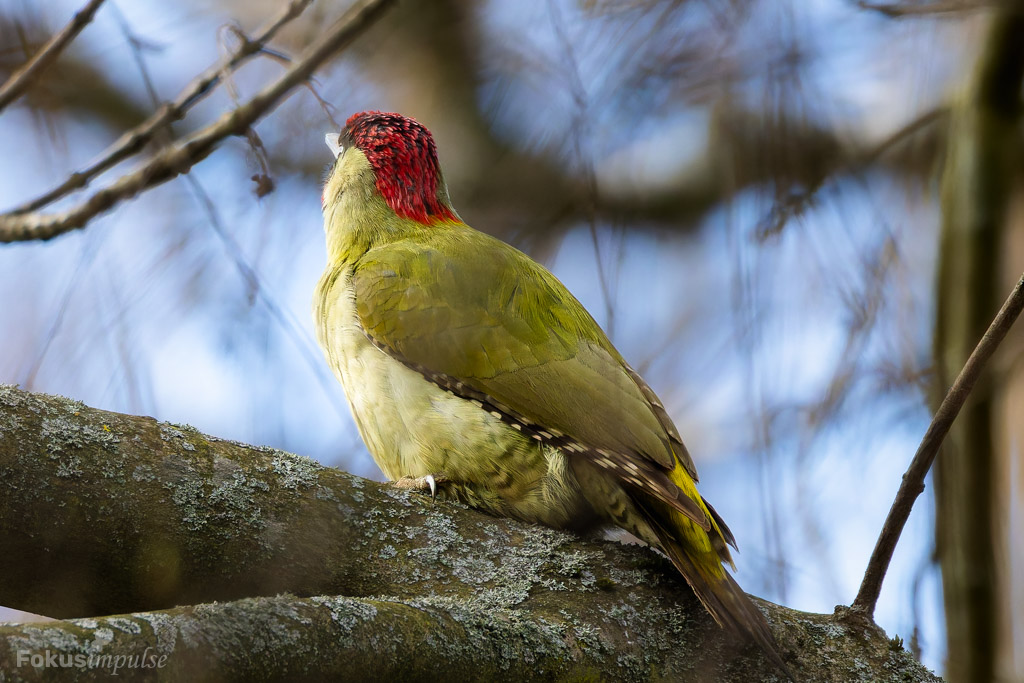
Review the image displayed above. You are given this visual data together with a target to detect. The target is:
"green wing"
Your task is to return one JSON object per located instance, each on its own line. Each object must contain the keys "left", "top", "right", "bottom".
{"left": 351, "top": 225, "right": 705, "bottom": 524}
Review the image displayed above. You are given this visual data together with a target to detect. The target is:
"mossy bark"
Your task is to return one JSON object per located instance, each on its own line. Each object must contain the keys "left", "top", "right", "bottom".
{"left": 0, "top": 385, "right": 939, "bottom": 681}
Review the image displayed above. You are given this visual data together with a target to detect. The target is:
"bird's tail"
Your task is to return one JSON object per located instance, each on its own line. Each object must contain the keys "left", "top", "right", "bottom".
{"left": 631, "top": 464, "right": 791, "bottom": 677}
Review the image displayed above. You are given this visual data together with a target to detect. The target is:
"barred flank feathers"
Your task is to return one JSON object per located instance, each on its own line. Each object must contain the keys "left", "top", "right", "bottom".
{"left": 364, "top": 329, "right": 713, "bottom": 531}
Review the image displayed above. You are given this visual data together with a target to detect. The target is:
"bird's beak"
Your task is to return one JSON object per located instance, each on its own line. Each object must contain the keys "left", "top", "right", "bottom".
{"left": 325, "top": 133, "right": 344, "bottom": 159}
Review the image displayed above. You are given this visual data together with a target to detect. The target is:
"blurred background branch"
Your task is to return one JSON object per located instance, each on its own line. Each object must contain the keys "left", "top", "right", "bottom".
{"left": 858, "top": 1, "right": 997, "bottom": 18}
{"left": 0, "top": 0, "right": 105, "bottom": 112}
{"left": 6, "top": 0, "right": 314, "bottom": 216}
{"left": 0, "top": 0, "right": 393, "bottom": 241}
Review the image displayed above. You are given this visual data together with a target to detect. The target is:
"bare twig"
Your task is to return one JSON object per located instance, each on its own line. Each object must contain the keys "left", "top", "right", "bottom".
{"left": 182, "top": 175, "right": 351, "bottom": 420}
{"left": 0, "top": 0, "right": 107, "bottom": 113}
{"left": 0, "top": 0, "right": 395, "bottom": 242}
{"left": 6, "top": 0, "right": 315, "bottom": 215}
{"left": 756, "top": 106, "right": 947, "bottom": 239}
{"left": 547, "top": 0, "right": 618, "bottom": 338}
{"left": 852, "top": 270, "right": 1024, "bottom": 616}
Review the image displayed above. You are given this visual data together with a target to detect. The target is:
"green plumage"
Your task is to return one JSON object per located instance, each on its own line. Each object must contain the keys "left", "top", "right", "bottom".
{"left": 315, "top": 114, "right": 788, "bottom": 674}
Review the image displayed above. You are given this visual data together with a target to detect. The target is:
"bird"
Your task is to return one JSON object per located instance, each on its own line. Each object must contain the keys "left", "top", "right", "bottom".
{"left": 314, "top": 110, "right": 788, "bottom": 672}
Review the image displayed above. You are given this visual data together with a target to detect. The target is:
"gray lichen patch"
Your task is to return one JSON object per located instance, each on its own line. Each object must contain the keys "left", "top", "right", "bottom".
{"left": 173, "top": 596, "right": 313, "bottom": 656}
{"left": 477, "top": 525, "right": 606, "bottom": 606}
{"left": 310, "top": 595, "right": 378, "bottom": 635}
{"left": 131, "top": 463, "right": 157, "bottom": 482}
{"left": 606, "top": 565, "right": 654, "bottom": 588}
{"left": 8, "top": 389, "right": 86, "bottom": 416}
{"left": 270, "top": 451, "right": 322, "bottom": 490}
{"left": 0, "top": 385, "right": 26, "bottom": 438}
{"left": 5, "top": 620, "right": 114, "bottom": 657}
{"left": 40, "top": 414, "right": 120, "bottom": 455}
{"left": 382, "top": 485, "right": 415, "bottom": 507}
{"left": 101, "top": 617, "right": 142, "bottom": 635}
{"left": 396, "top": 595, "right": 572, "bottom": 670}
{"left": 163, "top": 456, "right": 269, "bottom": 550}
{"left": 159, "top": 424, "right": 197, "bottom": 452}
{"left": 132, "top": 612, "right": 178, "bottom": 656}
{"left": 54, "top": 454, "right": 83, "bottom": 478}
{"left": 5, "top": 394, "right": 130, "bottom": 486}
{"left": 557, "top": 610, "right": 607, "bottom": 654}
{"left": 881, "top": 645, "right": 940, "bottom": 683}
{"left": 393, "top": 504, "right": 619, "bottom": 615}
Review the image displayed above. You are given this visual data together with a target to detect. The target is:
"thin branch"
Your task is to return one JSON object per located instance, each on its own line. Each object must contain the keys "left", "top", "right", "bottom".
{"left": 0, "top": 0, "right": 395, "bottom": 243}
{"left": 852, "top": 270, "right": 1024, "bottom": 615}
{"left": 5, "top": 0, "right": 315, "bottom": 216}
{"left": 0, "top": 0, "right": 107, "bottom": 113}
{"left": 858, "top": 1, "right": 996, "bottom": 17}
{"left": 756, "top": 106, "right": 947, "bottom": 239}
{"left": 546, "top": 0, "right": 618, "bottom": 338}
{"left": 182, "top": 175, "right": 351, "bottom": 421}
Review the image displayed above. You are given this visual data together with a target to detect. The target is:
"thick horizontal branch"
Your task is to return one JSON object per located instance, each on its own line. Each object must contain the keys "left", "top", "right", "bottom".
{"left": 0, "top": 0, "right": 394, "bottom": 243}
{"left": 0, "top": 385, "right": 940, "bottom": 681}
{"left": 0, "top": 591, "right": 934, "bottom": 683}
{"left": 0, "top": 0, "right": 106, "bottom": 113}
{"left": 5, "top": 594, "right": 652, "bottom": 682}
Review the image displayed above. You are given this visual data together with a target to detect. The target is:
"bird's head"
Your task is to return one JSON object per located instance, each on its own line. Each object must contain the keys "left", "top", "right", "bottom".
{"left": 322, "top": 111, "right": 457, "bottom": 224}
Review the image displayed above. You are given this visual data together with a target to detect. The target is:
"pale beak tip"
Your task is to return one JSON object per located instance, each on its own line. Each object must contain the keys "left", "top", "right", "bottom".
{"left": 325, "top": 133, "right": 343, "bottom": 158}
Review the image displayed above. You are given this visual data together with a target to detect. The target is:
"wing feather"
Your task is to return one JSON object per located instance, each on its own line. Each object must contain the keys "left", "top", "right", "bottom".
{"left": 351, "top": 227, "right": 706, "bottom": 526}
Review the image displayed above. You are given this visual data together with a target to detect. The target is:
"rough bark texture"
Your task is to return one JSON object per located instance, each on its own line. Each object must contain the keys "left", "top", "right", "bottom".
{"left": 0, "top": 385, "right": 939, "bottom": 681}
{"left": 933, "top": 6, "right": 1024, "bottom": 682}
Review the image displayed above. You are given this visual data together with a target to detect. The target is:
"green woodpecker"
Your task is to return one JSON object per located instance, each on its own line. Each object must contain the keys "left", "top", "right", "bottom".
{"left": 315, "top": 111, "right": 786, "bottom": 670}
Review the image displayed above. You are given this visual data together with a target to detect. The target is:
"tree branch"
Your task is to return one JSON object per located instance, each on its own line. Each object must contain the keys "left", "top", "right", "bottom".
{"left": 853, "top": 270, "right": 1024, "bottom": 615}
{"left": 858, "top": 0, "right": 996, "bottom": 17}
{"left": 0, "top": 385, "right": 940, "bottom": 681}
{"left": 0, "top": 595, "right": 932, "bottom": 682}
{"left": 5, "top": 0, "right": 315, "bottom": 216}
{"left": 0, "top": 0, "right": 107, "bottom": 113}
{"left": 0, "top": 0, "right": 394, "bottom": 243}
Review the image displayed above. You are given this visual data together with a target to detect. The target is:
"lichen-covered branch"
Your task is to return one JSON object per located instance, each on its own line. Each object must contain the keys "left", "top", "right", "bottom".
{"left": 0, "top": 386, "right": 939, "bottom": 681}
{"left": 0, "top": 596, "right": 932, "bottom": 683}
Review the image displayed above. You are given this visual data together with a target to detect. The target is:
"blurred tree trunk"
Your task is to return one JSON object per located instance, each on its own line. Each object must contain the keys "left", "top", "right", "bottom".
{"left": 934, "top": 6, "right": 1024, "bottom": 682}
{"left": 996, "top": 192, "right": 1024, "bottom": 682}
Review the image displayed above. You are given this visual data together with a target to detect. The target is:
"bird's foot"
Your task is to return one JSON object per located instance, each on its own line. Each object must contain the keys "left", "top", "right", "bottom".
{"left": 392, "top": 473, "right": 450, "bottom": 498}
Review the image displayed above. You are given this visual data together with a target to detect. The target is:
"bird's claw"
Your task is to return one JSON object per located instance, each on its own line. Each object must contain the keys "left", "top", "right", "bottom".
{"left": 392, "top": 473, "right": 449, "bottom": 498}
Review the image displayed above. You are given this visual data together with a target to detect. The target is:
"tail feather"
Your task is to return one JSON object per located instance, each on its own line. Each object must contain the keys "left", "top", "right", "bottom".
{"left": 702, "top": 495, "right": 738, "bottom": 551}
{"left": 634, "top": 494, "right": 792, "bottom": 678}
